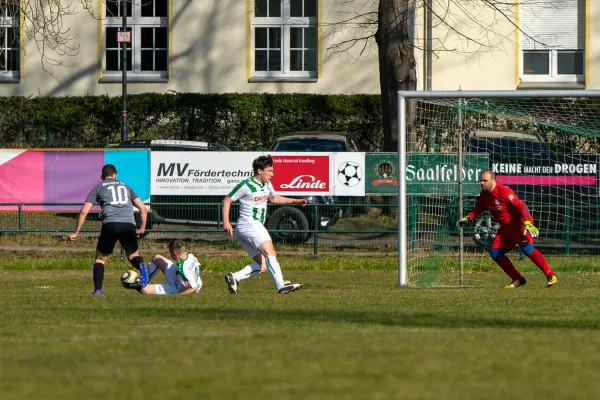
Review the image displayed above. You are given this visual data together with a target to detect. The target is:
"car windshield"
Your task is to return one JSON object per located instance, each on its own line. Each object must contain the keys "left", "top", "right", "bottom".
{"left": 272, "top": 139, "right": 347, "bottom": 152}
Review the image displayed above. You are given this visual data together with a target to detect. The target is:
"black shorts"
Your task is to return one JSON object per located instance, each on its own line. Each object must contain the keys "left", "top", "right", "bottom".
{"left": 97, "top": 222, "right": 138, "bottom": 256}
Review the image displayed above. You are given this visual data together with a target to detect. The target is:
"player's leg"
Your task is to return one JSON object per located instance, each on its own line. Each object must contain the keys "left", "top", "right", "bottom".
{"left": 489, "top": 229, "right": 526, "bottom": 288}
{"left": 256, "top": 228, "right": 302, "bottom": 294}
{"left": 224, "top": 224, "right": 264, "bottom": 294}
{"left": 257, "top": 240, "right": 286, "bottom": 290}
{"left": 234, "top": 226, "right": 266, "bottom": 280}
{"left": 92, "top": 252, "right": 109, "bottom": 295}
{"left": 118, "top": 222, "right": 149, "bottom": 286}
{"left": 149, "top": 255, "right": 170, "bottom": 279}
{"left": 125, "top": 258, "right": 179, "bottom": 294}
{"left": 141, "top": 283, "right": 182, "bottom": 295}
{"left": 141, "top": 259, "right": 180, "bottom": 295}
{"left": 93, "top": 224, "right": 119, "bottom": 294}
{"left": 232, "top": 253, "right": 264, "bottom": 282}
{"left": 519, "top": 233, "right": 557, "bottom": 287}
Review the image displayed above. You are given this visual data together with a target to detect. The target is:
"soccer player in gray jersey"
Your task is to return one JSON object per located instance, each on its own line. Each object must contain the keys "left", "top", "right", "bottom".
{"left": 222, "top": 155, "right": 305, "bottom": 295}
{"left": 68, "top": 164, "right": 150, "bottom": 295}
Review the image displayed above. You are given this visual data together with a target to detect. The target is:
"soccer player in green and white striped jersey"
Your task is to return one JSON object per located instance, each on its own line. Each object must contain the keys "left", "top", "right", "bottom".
{"left": 124, "top": 239, "right": 202, "bottom": 295}
{"left": 222, "top": 155, "right": 306, "bottom": 294}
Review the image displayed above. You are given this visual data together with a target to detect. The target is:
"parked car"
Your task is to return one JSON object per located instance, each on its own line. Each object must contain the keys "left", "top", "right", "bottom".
{"left": 116, "top": 139, "right": 232, "bottom": 152}
{"left": 118, "top": 139, "right": 338, "bottom": 244}
{"left": 269, "top": 131, "right": 359, "bottom": 152}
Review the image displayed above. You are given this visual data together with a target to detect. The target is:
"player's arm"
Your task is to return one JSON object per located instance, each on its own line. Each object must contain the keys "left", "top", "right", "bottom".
{"left": 501, "top": 187, "right": 539, "bottom": 237}
{"left": 458, "top": 198, "right": 485, "bottom": 226}
{"left": 68, "top": 201, "right": 94, "bottom": 241}
{"left": 466, "top": 198, "right": 485, "bottom": 220}
{"left": 269, "top": 195, "right": 307, "bottom": 206}
{"left": 132, "top": 197, "right": 148, "bottom": 237}
{"left": 222, "top": 196, "right": 234, "bottom": 236}
{"left": 178, "top": 287, "right": 198, "bottom": 295}
{"left": 501, "top": 188, "right": 531, "bottom": 222}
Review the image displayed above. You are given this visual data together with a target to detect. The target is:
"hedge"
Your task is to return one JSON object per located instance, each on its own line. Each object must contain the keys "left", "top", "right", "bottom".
{"left": 0, "top": 92, "right": 384, "bottom": 151}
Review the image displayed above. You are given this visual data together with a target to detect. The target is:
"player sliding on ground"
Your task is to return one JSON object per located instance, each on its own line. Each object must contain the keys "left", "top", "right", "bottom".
{"left": 123, "top": 239, "right": 202, "bottom": 295}
{"left": 222, "top": 155, "right": 304, "bottom": 295}
{"left": 458, "top": 170, "right": 558, "bottom": 288}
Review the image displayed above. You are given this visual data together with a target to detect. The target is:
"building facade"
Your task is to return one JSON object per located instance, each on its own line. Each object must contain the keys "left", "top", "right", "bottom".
{"left": 0, "top": 0, "right": 595, "bottom": 96}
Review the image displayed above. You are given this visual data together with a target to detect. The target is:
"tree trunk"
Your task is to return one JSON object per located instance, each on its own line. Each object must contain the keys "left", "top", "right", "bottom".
{"left": 376, "top": 0, "right": 417, "bottom": 152}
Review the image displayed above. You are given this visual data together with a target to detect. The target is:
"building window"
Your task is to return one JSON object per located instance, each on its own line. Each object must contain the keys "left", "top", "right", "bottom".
{"left": 520, "top": 0, "right": 584, "bottom": 83}
{"left": 0, "top": 0, "right": 20, "bottom": 81}
{"left": 251, "top": 0, "right": 318, "bottom": 81}
{"left": 102, "top": 0, "right": 168, "bottom": 82}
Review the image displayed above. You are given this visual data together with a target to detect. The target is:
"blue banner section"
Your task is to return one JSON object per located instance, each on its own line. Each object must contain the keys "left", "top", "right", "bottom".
{"left": 104, "top": 149, "right": 150, "bottom": 202}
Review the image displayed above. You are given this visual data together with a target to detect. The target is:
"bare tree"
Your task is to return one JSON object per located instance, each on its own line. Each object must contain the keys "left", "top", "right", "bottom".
{"left": 0, "top": 1, "right": 90, "bottom": 77}
{"left": 323, "top": 0, "right": 565, "bottom": 151}
{"left": 0, "top": 1, "right": 131, "bottom": 79}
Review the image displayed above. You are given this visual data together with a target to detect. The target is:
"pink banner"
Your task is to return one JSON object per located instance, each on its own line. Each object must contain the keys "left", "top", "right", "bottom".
{"left": 497, "top": 175, "right": 596, "bottom": 185}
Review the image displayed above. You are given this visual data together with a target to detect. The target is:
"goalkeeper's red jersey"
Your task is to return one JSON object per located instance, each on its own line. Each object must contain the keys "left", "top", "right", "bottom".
{"left": 466, "top": 183, "right": 532, "bottom": 227}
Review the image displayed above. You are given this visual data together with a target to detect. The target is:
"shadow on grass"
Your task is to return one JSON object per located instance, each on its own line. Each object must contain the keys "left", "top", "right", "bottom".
{"left": 69, "top": 305, "right": 600, "bottom": 331}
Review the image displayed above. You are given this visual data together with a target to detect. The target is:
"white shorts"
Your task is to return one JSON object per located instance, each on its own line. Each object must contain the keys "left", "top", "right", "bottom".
{"left": 154, "top": 260, "right": 201, "bottom": 295}
{"left": 234, "top": 221, "right": 272, "bottom": 258}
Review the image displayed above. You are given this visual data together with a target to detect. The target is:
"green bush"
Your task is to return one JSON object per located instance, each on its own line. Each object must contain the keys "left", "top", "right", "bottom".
{"left": 0, "top": 92, "right": 384, "bottom": 151}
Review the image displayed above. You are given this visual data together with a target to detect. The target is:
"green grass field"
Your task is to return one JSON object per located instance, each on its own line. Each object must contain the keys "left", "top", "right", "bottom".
{"left": 2, "top": 252, "right": 600, "bottom": 400}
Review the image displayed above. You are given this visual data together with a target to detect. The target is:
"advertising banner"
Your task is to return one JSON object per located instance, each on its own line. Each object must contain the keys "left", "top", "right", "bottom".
{"left": 271, "top": 154, "right": 333, "bottom": 195}
{"left": 151, "top": 152, "right": 334, "bottom": 196}
{"left": 365, "top": 153, "right": 489, "bottom": 195}
{"left": 0, "top": 149, "right": 150, "bottom": 210}
{"left": 365, "top": 153, "right": 398, "bottom": 194}
{"left": 489, "top": 153, "right": 600, "bottom": 200}
{"left": 333, "top": 152, "right": 366, "bottom": 196}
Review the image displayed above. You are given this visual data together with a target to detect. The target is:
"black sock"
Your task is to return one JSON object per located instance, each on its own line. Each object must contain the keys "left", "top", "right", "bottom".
{"left": 129, "top": 256, "right": 145, "bottom": 270}
{"left": 93, "top": 262, "right": 105, "bottom": 291}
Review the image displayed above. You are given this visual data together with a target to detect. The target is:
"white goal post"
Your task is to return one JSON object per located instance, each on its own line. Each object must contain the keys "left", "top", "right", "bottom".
{"left": 397, "top": 90, "right": 600, "bottom": 287}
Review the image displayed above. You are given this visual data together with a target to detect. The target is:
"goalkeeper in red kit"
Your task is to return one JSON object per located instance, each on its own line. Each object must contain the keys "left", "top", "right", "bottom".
{"left": 458, "top": 170, "right": 558, "bottom": 288}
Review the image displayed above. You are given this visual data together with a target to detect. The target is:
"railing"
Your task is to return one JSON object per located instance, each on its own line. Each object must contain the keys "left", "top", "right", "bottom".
{"left": 0, "top": 202, "right": 398, "bottom": 257}
{"left": 2, "top": 200, "right": 599, "bottom": 256}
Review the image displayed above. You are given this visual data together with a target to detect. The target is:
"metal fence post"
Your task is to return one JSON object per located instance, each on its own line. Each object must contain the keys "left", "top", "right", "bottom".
{"left": 565, "top": 199, "right": 571, "bottom": 255}
{"left": 313, "top": 204, "right": 319, "bottom": 258}
{"left": 410, "top": 197, "right": 417, "bottom": 251}
{"left": 44, "top": 117, "right": 51, "bottom": 147}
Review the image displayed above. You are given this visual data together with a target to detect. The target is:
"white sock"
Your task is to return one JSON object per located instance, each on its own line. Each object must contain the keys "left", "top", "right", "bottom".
{"left": 265, "top": 256, "right": 285, "bottom": 290}
{"left": 233, "top": 263, "right": 261, "bottom": 282}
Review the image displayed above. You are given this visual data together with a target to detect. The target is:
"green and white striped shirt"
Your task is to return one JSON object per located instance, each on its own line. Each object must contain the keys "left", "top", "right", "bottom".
{"left": 228, "top": 177, "right": 275, "bottom": 225}
{"left": 174, "top": 252, "right": 201, "bottom": 291}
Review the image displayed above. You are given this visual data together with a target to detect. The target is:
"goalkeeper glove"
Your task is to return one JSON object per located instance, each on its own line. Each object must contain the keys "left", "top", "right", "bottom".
{"left": 523, "top": 221, "right": 539, "bottom": 238}
{"left": 457, "top": 216, "right": 470, "bottom": 227}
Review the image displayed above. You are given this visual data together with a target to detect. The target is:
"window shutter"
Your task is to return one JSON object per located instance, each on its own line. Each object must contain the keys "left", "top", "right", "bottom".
{"left": 520, "top": 0, "right": 584, "bottom": 50}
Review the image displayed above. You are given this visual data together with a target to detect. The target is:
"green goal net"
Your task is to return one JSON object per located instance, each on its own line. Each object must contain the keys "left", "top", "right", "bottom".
{"left": 399, "top": 91, "right": 600, "bottom": 287}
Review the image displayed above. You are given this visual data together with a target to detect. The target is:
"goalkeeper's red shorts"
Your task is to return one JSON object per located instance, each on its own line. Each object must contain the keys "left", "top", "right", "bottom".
{"left": 491, "top": 224, "right": 533, "bottom": 250}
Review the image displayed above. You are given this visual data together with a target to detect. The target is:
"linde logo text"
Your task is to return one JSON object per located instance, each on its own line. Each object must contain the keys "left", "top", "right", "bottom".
{"left": 280, "top": 175, "right": 326, "bottom": 189}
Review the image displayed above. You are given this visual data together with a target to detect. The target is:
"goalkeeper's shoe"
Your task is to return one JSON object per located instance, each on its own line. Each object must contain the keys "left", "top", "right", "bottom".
{"left": 224, "top": 273, "right": 238, "bottom": 294}
{"left": 504, "top": 277, "right": 527, "bottom": 289}
{"left": 278, "top": 283, "right": 303, "bottom": 294}
{"left": 91, "top": 289, "right": 102, "bottom": 296}
{"left": 546, "top": 274, "right": 558, "bottom": 287}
